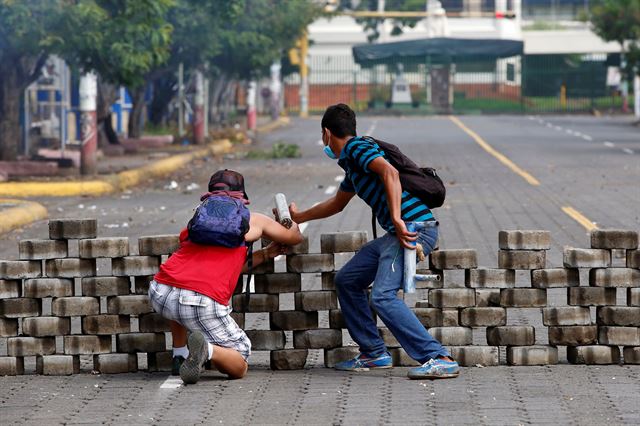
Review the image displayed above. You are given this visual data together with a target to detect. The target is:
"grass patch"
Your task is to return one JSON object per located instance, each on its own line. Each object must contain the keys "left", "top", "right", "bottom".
{"left": 246, "top": 143, "right": 301, "bottom": 159}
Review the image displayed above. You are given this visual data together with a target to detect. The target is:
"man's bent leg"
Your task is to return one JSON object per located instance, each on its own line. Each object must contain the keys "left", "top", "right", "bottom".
{"left": 170, "top": 321, "right": 187, "bottom": 347}
{"left": 211, "top": 346, "right": 248, "bottom": 379}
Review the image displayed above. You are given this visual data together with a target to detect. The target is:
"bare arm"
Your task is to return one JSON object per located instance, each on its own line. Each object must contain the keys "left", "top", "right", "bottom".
{"left": 289, "top": 190, "right": 355, "bottom": 224}
{"left": 244, "top": 212, "right": 303, "bottom": 246}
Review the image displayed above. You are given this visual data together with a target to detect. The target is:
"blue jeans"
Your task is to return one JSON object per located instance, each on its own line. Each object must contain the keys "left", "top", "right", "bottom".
{"left": 335, "top": 225, "right": 450, "bottom": 363}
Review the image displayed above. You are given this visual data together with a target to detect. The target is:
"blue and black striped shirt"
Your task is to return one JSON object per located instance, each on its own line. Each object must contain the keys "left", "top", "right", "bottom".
{"left": 338, "top": 136, "right": 434, "bottom": 233}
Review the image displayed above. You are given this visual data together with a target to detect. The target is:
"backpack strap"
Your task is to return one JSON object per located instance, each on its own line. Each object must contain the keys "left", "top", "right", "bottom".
{"left": 371, "top": 212, "right": 377, "bottom": 240}
{"left": 245, "top": 242, "right": 254, "bottom": 308}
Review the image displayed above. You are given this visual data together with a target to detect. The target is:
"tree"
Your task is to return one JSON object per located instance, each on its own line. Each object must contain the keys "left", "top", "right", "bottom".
{"left": 591, "top": 0, "right": 640, "bottom": 74}
{"left": 339, "top": 0, "right": 426, "bottom": 42}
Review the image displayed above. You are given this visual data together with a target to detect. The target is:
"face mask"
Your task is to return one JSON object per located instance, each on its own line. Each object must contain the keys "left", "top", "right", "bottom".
{"left": 323, "top": 145, "right": 337, "bottom": 160}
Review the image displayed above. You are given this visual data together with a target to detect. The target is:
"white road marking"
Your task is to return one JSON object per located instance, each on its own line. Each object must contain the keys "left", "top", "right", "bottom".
{"left": 367, "top": 121, "right": 377, "bottom": 135}
{"left": 623, "top": 148, "right": 634, "bottom": 154}
{"left": 565, "top": 129, "right": 574, "bottom": 135}
{"left": 317, "top": 139, "right": 323, "bottom": 146}
{"left": 324, "top": 185, "right": 337, "bottom": 195}
{"left": 582, "top": 135, "right": 593, "bottom": 141}
{"left": 604, "top": 141, "right": 615, "bottom": 148}
{"left": 334, "top": 175, "right": 343, "bottom": 182}
{"left": 554, "top": 126, "right": 563, "bottom": 131}
{"left": 160, "top": 377, "right": 182, "bottom": 390}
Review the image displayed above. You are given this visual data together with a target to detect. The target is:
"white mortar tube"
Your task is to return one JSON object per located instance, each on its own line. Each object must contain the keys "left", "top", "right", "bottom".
{"left": 274, "top": 193, "right": 292, "bottom": 229}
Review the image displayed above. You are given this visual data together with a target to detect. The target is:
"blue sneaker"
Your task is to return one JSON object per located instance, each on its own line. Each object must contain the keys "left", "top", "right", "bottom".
{"left": 334, "top": 352, "right": 393, "bottom": 371}
{"left": 407, "top": 358, "right": 460, "bottom": 380}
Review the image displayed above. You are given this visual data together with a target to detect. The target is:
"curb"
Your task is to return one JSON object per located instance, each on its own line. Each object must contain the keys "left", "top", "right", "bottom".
{"left": 256, "top": 116, "right": 291, "bottom": 133}
{"left": 0, "top": 199, "right": 48, "bottom": 235}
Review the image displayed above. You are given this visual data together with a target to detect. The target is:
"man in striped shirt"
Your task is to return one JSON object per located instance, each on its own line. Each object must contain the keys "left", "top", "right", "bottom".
{"left": 289, "top": 104, "right": 459, "bottom": 380}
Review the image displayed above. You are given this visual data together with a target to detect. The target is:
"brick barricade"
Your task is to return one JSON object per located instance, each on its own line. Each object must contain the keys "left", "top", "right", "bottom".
{"left": 1, "top": 220, "right": 639, "bottom": 375}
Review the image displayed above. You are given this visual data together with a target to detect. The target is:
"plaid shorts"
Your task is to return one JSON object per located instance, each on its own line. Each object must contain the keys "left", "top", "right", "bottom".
{"left": 149, "top": 280, "right": 251, "bottom": 360}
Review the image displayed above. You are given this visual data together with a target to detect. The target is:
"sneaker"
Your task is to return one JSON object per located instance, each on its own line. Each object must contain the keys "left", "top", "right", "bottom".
{"left": 171, "top": 355, "right": 185, "bottom": 376}
{"left": 334, "top": 352, "right": 393, "bottom": 371}
{"left": 180, "top": 331, "right": 209, "bottom": 384}
{"left": 407, "top": 358, "right": 460, "bottom": 380}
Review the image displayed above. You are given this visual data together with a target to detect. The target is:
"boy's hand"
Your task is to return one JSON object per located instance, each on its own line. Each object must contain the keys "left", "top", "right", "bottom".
{"left": 264, "top": 242, "right": 288, "bottom": 259}
{"left": 394, "top": 220, "right": 418, "bottom": 250}
{"left": 288, "top": 202, "right": 300, "bottom": 223}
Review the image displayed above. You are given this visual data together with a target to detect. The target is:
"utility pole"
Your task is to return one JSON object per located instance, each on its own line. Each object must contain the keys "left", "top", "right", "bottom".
{"left": 193, "top": 70, "right": 205, "bottom": 144}
{"left": 247, "top": 81, "right": 257, "bottom": 131}
{"left": 178, "top": 63, "right": 185, "bottom": 138}
{"left": 79, "top": 72, "right": 98, "bottom": 175}
{"left": 299, "top": 32, "right": 309, "bottom": 118}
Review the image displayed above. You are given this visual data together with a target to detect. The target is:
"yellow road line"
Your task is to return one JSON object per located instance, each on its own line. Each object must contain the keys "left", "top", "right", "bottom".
{"left": 0, "top": 199, "right": 48, "bottom": 234}
{"left": 561, "top": 206, "right": 598, "bottom": 232}
{"left": 449, "top": 115, "right": 540, "bottom": 186}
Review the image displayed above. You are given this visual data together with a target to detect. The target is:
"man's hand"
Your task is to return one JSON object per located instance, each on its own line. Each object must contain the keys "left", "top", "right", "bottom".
{"left": 264, "top": 242, "right": 289, "bottom": 259}
{"left": 394, "top": 220, "right": 418, "bottom": 250}
{"left": 288, "top": 202, "right": 301, "bottom": 223}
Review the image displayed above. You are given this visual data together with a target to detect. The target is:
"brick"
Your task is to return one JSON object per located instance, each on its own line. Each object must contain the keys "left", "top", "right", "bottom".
{"left": 563, "top": 248, "right": 611, "bottom": 268}
{"left": 412, "top": 308, "right": 444, "bottom": 328}
{"left": 324, "top": 346, "right": 360, "bottom": 368}
{"left": 8, "top": 337, "right": 56, "bottom": 356}
{"left": 24, "top": 278, "right": 73, "bottom": 298}
{"left": 548, "top": 326, "right": 598, "bottom": 345}
{"left": 0, "top": 279, "right": 20, "bottom": 298}
{"left": 52, "top": 297, "right": 99, "bottom": 316}
{"left": 0, "top": 260, "right": 41, "bottom": 279}
{"left": 139, "top": 313, "right": 171, "bottom": 332}
{"left": 568, "top": 345, "right": 620, "bottom": 365}
{"left": 568, "top": 287, "right": 616, "bottom": 306}
{"left": 290, "top": 235, "right": 310, "bottom": 255}
{"left": 428, "top": 289, "right": 475, "bottom": 308}
{"left": 117, "top": 332, "right": 166, "bottom": 353}
{"left": 500, "top": 289, "right": 547, "bottom": 307}
{"left": 270, "top": 349, "right": 308, "bottom": 370}
{"left": 36, "top": 355, "right": 79, "bottom": 375}
{"left": 79, "top": 237, "right": 130, "bottom": 258}
{"left": 465, "top": 268, "right": 515, "bottom": 288}
{"left": 379, "top": 327, "right": 400, "bottom": 347}
{"left": 19, "top": 239, "right": 68, "bottom": 260}
{"left": 449, "top": 346, "right": 500, "bottom": 367}
{"left": 254, "top": 273, "right": 301, "bottom": 294}
{"left": 475, "top": 289, "right": 501, "bottom": 307}
{"left": 49, "top": 218, "right": 97, "bottom": 239}
{"left": 499, "top": 230, "right": 551, "bottom": 250}
{"left": 429, "top": 327, "right": 473, "bottom": 346}
{"left": 0, "top": 357, "right": 24, "bottom": 375}
{"left": 231, "top": 294, "right": 279, "bottom": 313}
{"left": 0, "top": 318, "right": 18, "bottom": 336}
{"left": 107, "top": 295, "right": 153, "bottom": 315}
{"left": 623, "top": 347, "right": 640, "bottom": 364}
{"left": 498, "top": 250, "right": 545, "bottom": 270}
{"left": 597, "top": 307, "right": 640, "bottom": 326}
{"left": 230, "top": 312, "right": 245, "bottom": 329}
{"left": 430, "top": 249, "right": 477, "bottom": 270}
{"left": 82, "top": 276, "right": 131, "bottom": 296}
{"left": 442, "top": 309, "right": 460, "bottom": 326}
{"left": 0, "top": 298, "right": 41, "bottom": 318}
{"left": 629, "top": 288, "right": 640, "bottom": 306}
{"left": 138, "top": 234, "right": 179, "bottom": 256}
{"left": 589, "top": 268, "right": 640, "bottom": 287}
{"left": 531, "top": 268, "right": 580, "bottom": 288}
{"left": 63, "top": 335, "right": 111, "bottom": 355}
{"left": 507, "top": 346, "right": 558, "bottom": 366}
{"left": 628, "top": 250, "right": 640, "bottom": 268}
{"left": 591, "top": 229, "right": 638, "bottom": 249}
{"left": 270, "top": 311, "right": 318, "bottom": 330}
{"left": 486, "top": 326, "right": 535, "bottom": 346}
{"left": 252, "top": 259, "right": 274, "bottom": 274}
{"left": 147, "top": 351, "right": 171, "bottom": 372}
{"left": 22, "top": 317, "right": 70, "bottom": 336}
{"left": 293, "top": 329, "right": 342, "bottom": 349}
{"left": 82, "top": 315, "right": 130, "bottom": 335}
{"left": 389, "top": 347, "right": 420, "bottom": 366}
{"left": 329, "top": 309, "right": 345, "bottom": 329}
{"left": 460, "top": 307, "right": 507, "bottom": 327}
{"left": 94, "top": 353, "right": 138, "bottom": 373}
{"left": 321, "top": 272, "right": 336, "bottom": 290}
{"left": 286, "top": 254, "right": 334, "bottom": 273}
{"left": 320, "top": 231, "right": 368, "bottom": 253}
{"left": 598, "top": 326, "right": 640, "bottom": 346}
{"left": 245, "top": 330, "right": 285, "bottom": 350}
{"left": 294, "top": 291, "right": 338, "bottom": 311}
{"left": 45, "top": 258, "right": 96, "bottom": 278}
{"left": 134, "top": 275, "right": 153, "bottom": 295}
{"left": 543, "top": 307, "right": 591, "bottom": 326}
{"left": 112, "top": 256, "right": 159, "bottom": 276}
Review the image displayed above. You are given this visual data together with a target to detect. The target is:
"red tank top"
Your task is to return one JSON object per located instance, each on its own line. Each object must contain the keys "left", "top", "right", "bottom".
{"left": 154, "top": 229, "right": 247, "bottom": 305}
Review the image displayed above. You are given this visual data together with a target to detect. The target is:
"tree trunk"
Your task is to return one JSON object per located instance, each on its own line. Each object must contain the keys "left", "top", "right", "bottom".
{"left": 97, "top": 80, "right": 120, "bottom": 145}
{"left": 149, "top": 73, "right": 177, "bottom": 126}
{"left": 0, "top": 66, "right": 22, "bottom": 161}
{"left": 209, "top": 73, "right": 228, "bottom": 125}
{"left": 127, "top": 85, "right": 146, "bottom": 138}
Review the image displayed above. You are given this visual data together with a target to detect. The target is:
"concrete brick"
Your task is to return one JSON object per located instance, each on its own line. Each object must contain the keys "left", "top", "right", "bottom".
{"left": 270, "top": 349, "right": 308, "bottom": 370}
{"left": 82, "top": 276, "right": 131, "bottom": 296}
{"left": 628, "top": 250, "right": 640, "bottom": 268}
{"left": 45, "top": 258, "right": 96, "bottom": 278}
{"left": 0, "top": 279, "right": 21, "bottom": 298}
{"left": 321, "top": 272, "right": 336, "bottom": 290}
{"left": 506, "top": 346, "right": 558, "bottom": 366}
{"left": 107, "top": 295, "right": 153, "bottom": 315}
{"left": 63, "top": 335, "right": 111, "bottom": 355}
{"left": 449, "top": 346, "right": 500, "bottom": 367}
{"left": 412, "top": 308, "right": 444, "bottom": 328}
{"left": 486, "top": 326, "right": 535, "bottom": 346}
{"left": 430, "top": 249, "right": 477, "bottom": 270}
{"left": 36, "top": 355, "right": 79, "bottom": 375}
{"left": 286, "top": 254, "right": 334, "bottom": 273}
{"left": 429, "top": 327, "right": 473, "bottom": 346}
{"left": 320, "top": 231, "right": 368, "bottom": 253}
{"left": 324, "top": 346, "right": 360, "bottom": 368}
{"left": 94, "top": 353, "right": 138, "bottom": 373}
{"left": 531, "top": 268, "right": 580, "bottom": 288}
{"left": 442, "top": 309, "right": 460, "bottom": 326}
{"left": 230, "top": 312, "right": 245, "bottom": 329}
{"left": 112, "top": 256, "right": 160, "bottom": 276}
{"left": 623, "top": 346, "right": 640, "bottom": 364}
{"left": 499, "top": 230, "right": 551, "bottom": 250}
{"left": 139, "top": 313, "right": 171, "bottom": 332}
{"left": 379, "top": 327, "right": 400, "bottom": 347}
{"left": 329, "top": 309, "right": 345, "bottom": 329}
{"left": 19, "top": 239, "right": 68, "bottom": 260}
{"left": 231, "top": 294, "right": 279, "bottom": 313}
{"left": 293, "top": 329, "right": 342, "bottom": 349}
{"left": 389, "top": 347, "right": 420, "bottom": 366}
{"left": 475, "top": 289, "right": 501, "bottom": 307}
{"left": 0, "top": 298, "right": 41, "bottom": 318}
{"left": 498, "top": 250, "right": 546, "bottom": 270}
{"left": 294, "top": 291, "right": 338, "bottom": 311}
{"left": 254, "top": 273, "right": 301, "bottom": 294}
{"left": 0, "top": 357, "right": 24, "bottom": 375}
{"left": 568, "top": 345, "right": 620, "bottom": 365}
{"left": 460, "top": 307, "right": 507, "bottom": 327}
{"left": 49, "top": 218, "right": 97, "bottom": 239}
{"left": 245, "top": 330, "right": 285, "bottom": 350}
{"left": 597, "top": 307, "right": 640, "bottom": 326}
{"left": 82, "top": 315, "right": 130, "bottom": 335}
{"left": 598, "top": 326, "right": 640, "bottom": 346}
{"left": 24, "top": 278, "right": 73, "bottom": 298}
{"left": 290, "top": 235, "right": 310, "bottom": 255}
{"left": 543, "top": 307, "right": 592, "bottom": 326}
{"left": 589, "top": 268, "right": 640, "bottom": 287}
{"left": 147, "top": 351, "right": 172, "bottom": 372}
{"left": 500, "top": 288, "right": 547, "bottom": 307}
{"left": 138, "top": 234, "right": 179, "bottom": 256}
{"left": 22, "top": 317, "right": 70, "bottom": 336}
{"left": 52, "top": 297, "right": 99, "bottom": 316}
{"left": 428, "top": 289, "right": 475, "bottom": 308}
{"left": 465, "top": 268, "right": 515, "bottom": 288}
{"left": 548, "top": 326, "right": 598, "bottom": 346}
{"left": 0, "top": 260, "right": 41, "bottom": 279}
{"left": 79, "top": 237, "right": 130, "bottom": 258}
{"left": 270, "top": 311, "right": 318, "bottom": 330}
{"left": 0, "top": 318, "right": 18, "bottom": 336}
{"left": 133, "top": 276, "right": 153, "bottom": 295}
{"left": 591, "top": 229, "right": 638, "bottom": 249}
{"left": 563, "top": 248, "right": 611, "bottom": 268}
{"left": 629, "top": 288, "right": 640, "bottom": 306}
{"left": 568, "top": 287, "right": 616, "bottom": 306}
{"left": 252, "top": 259, "right": 274, "bottom": 274}
{"left": 8, "top": 337, "right": 56, "bottom": 356}
{"left": 117, "top": 332, "right": 166, "bottom": 353}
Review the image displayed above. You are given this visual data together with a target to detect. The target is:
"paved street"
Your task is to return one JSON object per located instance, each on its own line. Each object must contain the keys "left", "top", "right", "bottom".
{"left": 1, "top": 114, "right": 639, "bottom": 424}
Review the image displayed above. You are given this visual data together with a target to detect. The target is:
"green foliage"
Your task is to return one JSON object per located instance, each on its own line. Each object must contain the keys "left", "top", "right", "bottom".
{"left": 591, "top": 0, "right": 640, "bottom": 74}
{"left": 246, "top": 142, "right": 301, "bottom": 159}
{"left": 339, "top": 0, "right": 426, "bottom": 42}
